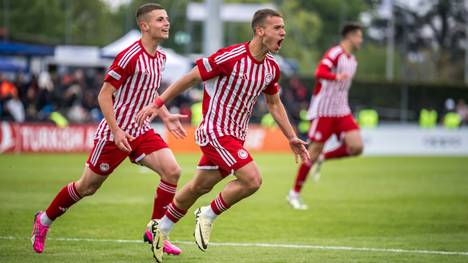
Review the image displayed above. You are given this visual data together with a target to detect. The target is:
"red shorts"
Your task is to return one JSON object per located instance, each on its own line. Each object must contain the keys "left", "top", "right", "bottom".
{"left": 308, "top": 114, "right": 359, "bottom": 143}
{"left": 197, "top": 136, "right": 253, "bottom": 177}
{"left": 86, "top": 129, "right": 168, "bottom": 176}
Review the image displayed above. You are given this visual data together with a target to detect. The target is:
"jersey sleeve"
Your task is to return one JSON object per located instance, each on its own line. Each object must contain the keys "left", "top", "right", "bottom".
{"left": 263, "top": 63, "right": 281, "bottom": 95}
{"left": 314, "top": 52, "right": 339, "bottom": 80}
{"left": 195, "top": 48, "right": 230, "bottom": 81}
{"left": 103, "top": 52, "right": 135, "bottom": 89}
{"left": 160, "top": 51, "right": 167, "bottom": 72}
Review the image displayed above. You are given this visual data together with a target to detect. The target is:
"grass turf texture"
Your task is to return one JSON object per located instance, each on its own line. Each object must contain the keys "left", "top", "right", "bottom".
{"left": 0, "top": 153, "right": 467, "bottom": 262}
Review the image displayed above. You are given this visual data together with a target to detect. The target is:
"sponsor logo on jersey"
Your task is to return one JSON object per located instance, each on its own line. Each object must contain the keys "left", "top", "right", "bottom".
{"left": 240, "top": 73, "right": 249, "bottom": 80}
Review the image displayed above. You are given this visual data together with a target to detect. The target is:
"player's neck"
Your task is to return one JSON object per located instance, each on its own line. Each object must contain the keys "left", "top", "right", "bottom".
{"left": 340, "top": 40, "right": 354, "bottom": 55}
{"left": 140, "top": 35, "right": 161, "bottom": 56}
{"left": 248, "top": 38, "right": 268, "bottom": 62}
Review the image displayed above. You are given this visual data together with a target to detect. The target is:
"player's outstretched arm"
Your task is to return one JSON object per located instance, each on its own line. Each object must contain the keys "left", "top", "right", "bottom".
{"left": 264, "top": 93, "right": 310, "bottom": 163}
{"left": 136, "top": 67, "right": 202, "bottom": 126}
{"left": 158, "top": 104, "right": 188, "bottom": 139}
{"left": 98, "top": 82, "right": 135, "bottom": 152}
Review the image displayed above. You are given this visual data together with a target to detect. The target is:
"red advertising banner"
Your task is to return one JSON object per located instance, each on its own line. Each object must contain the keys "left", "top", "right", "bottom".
{"left": 0, "top": 122, "right": 97, "bottom": 153}
{"left": 0, "top": 122, "right": 291, "bottom": 154}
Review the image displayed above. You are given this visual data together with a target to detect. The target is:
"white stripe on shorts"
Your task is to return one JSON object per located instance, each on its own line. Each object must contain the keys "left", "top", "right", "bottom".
{"left": 90, "top": 140, "right": 106, "bottom": 166}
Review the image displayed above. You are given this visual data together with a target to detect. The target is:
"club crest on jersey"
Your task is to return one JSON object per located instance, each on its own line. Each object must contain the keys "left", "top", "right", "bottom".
{"left": 314, "top": 132, "right": 322, "bottom": 141}
{"left": 237, "top": 149, "right": 248, "bottom": 160}
{"left": 100, "top": 163, "right": 110, "bottom": 172}
{"left": 265, "top": 73, "right": 273, "bottom": 85}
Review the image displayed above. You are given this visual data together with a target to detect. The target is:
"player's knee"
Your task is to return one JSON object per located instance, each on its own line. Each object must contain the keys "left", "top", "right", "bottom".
{"left": 349, "top": 144, "right": 363, "bottom": 156}
{"left": 244, "top": 173, "right": 262, "bottom": 194}
{"left": 76, "top": 182, "right": 100, "bottom": 197}
{"left": 160, "top": 165, "right": 181, "bottom": 184}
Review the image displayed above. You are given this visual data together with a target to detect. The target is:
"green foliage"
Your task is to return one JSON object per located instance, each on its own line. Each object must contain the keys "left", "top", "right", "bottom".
{"left": 1, "top": 154, "right": 468, "bottom": 262}
{"left": 354, "top": 43, "right": 401, "bottom": 81}
{"left": 279, "top": 0, "right": 322, "bottom": 74}
{"left": 1, "top": 0, "right": 121, "bottom": 45}
{"left": 297, "top": 0, "right": 368, "bottom": 51}
{"left": 3, "top": 0, "right": 65, "bottom": 43}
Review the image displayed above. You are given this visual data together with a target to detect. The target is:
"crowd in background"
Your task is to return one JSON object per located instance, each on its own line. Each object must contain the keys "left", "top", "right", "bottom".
{"left": 1, "top": 70, "right": 468, "bottom": 128}
{"left": 0, "top": 69, "right": 104, "bottom": 124}
{"left": 0, "top": 70, "right": 310, "bottom": 127}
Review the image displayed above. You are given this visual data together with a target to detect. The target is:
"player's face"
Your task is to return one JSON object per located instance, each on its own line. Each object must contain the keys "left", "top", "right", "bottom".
{"left": 141, "top": 9, "right": 170, "bottom": 40}
{"left": 259, "top": 16, "right": 286, "bottom": 53}
{"left": 349, "top": 30, "right": 363, "bottom": 50}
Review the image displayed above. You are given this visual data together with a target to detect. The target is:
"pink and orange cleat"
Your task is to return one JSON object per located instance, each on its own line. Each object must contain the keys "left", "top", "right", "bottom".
{"left": 144, "top": 227, "right": 182, "bottom": 256}
{"left": 31, "top": 211, "right": 49, "bottom": 253}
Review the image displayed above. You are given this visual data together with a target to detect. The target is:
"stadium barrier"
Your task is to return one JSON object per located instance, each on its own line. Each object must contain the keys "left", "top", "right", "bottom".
{"left": 1, "top": 122, "right": 467, "bottom": 155}
{"left": 0, "top": 122, "right": 290, "bottom": 154}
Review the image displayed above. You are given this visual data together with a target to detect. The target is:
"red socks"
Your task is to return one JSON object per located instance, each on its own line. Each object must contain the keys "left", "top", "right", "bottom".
{"left": 293, "top": 160, "right": 313, "bottom": 193}
{"left": 45, "top": 182, "right": 82, "bottom": 220}
{"left": 324, "top": 144, "right": 350, "bottom": 160}
{"left": 165, "top": 202, "right": 187, "bottom": 223}
{"left": 210, "top": 193, "right": 230, "bottom": 215}
{"left": 152, "top": 180, "right": 177, "bottom": 220}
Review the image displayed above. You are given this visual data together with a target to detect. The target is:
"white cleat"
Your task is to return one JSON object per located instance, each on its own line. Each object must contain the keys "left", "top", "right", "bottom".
{"left": 287, "top": 191, "right": 309, "bottom": 210}
{"left": 194, "top": 206, "right": 213, "bottom": 251}
{"left": 150, "top": 219, "right": 164, "bottom": 263}
{"left": 311, "top": 154, "right": 324, "bottom": 182}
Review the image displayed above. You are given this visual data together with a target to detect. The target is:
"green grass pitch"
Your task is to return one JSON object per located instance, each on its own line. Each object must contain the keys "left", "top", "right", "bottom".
{"left": 1, "top": 153, "right": 467, "bottom": 262}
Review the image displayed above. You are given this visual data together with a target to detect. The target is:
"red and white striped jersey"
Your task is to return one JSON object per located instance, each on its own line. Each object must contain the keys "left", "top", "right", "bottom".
{"left": 95, "top": 40, "right": 166, "bottom": 141}
{"left": 307, "top": 45, "right": 357, "bottom": 119}
{"left": 195, "top": 42, "right": 280, "bottom": 145}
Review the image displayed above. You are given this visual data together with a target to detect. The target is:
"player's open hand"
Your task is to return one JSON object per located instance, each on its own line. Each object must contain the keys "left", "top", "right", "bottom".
{"left": 163, "top": 113, "right": 189, "bottom": 139}
{"left": 113, "top": 128, "right": 135, "bottom": 152}
{"left": 336, "top": 73, "right": 349, "bottom": 81}
{"left": 288, "top": 137, "right": 310, "bottom": 163}
{"left": 136, "top": 104, "right": 159, "bottom": 127}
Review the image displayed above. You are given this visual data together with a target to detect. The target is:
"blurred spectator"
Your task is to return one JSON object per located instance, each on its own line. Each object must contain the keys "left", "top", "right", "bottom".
{"left": 443, "top": 98, "right": 461, "bottom": 129}
{"left": 36, "top": 71, "right": 55, "bottom": 120}
{"left": 1, "top": 74, "right": 25, "bottom": 122}
{"left": 456, "top": 99, "right": 468, "bottom": 125}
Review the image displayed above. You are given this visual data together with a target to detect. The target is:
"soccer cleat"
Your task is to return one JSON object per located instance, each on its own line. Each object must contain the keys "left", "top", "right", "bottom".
{"left": 287, "top": 191, "right": 309, "bottom": 210}
{"left": 150, "top": 220, "right": 164, "bottom": 262}
{"left": 162, "top": 240, "right": 182, "bottom": 255}
{"left": 194, "top": 207, "right": 213, "bottom": 251}
{"left": 311, "top": 154, "right": 324, "bottom": 182}
{"left": 31, "top": 211, "right": 49, "bottom": 253}
{"left": 143, "top": 225, "right": 182, "bottom": 256}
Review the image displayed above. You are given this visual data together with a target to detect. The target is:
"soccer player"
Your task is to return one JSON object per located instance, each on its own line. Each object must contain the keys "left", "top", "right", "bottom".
{"left": 287, "top": 22, "right": 364, "bottom": 210}
{"left": 136, "top": 9, "right": 310, "bottom": 262}
{"left": 31, "top": 3, "right": 185, "bottom": 256}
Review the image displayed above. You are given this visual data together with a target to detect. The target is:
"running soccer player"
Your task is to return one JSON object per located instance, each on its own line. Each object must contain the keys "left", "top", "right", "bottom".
{"left": 136, "top": 9, "right": 310, "bottom": 262}
{"left": 31, "top": 3, "right": 185, "bottom": 256}
{"left": 287, "top": 22, "right": 364, "bottom": 210}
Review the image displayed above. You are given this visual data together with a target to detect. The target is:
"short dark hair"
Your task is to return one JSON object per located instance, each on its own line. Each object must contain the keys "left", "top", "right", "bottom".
{"left": 341, "top": 22, "right": 362, "bottom": 38}
{"left": 136, "top": 3, "right": 164, "bottom": 22}
{"left": 251, "top": 9, "right": 282, "bottom": 33}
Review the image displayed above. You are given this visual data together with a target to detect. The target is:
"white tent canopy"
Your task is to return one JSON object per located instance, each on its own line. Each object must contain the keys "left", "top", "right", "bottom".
{"left": 101, "top": 30, "right": 192, "bottom": 84}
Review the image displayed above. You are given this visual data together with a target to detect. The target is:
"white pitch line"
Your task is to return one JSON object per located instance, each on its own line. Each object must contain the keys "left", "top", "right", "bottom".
{"left": 2, "top": 236, "right": 468, "bottom": 256}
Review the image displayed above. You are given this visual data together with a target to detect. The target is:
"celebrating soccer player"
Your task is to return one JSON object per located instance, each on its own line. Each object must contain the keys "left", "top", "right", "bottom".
{"left": 136, "top": 8, "right": 309, "bottom": 262}
{"left": 31, "top": 3, "right": 186, "bottom": 256}
{"left": 287, "top": 22, "right": 365, "bottom": 210}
